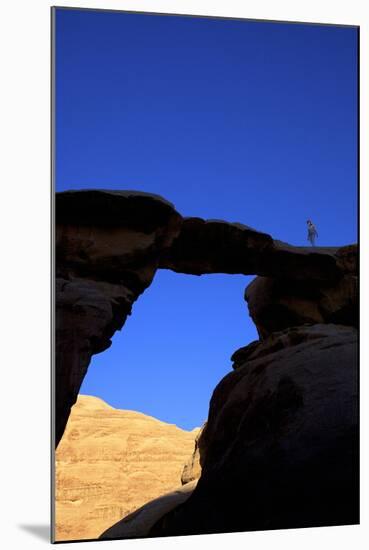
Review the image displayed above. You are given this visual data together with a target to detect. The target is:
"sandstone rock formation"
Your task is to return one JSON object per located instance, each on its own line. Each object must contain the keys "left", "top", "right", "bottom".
{"left": 160, "top": 222, "right": 342, "bottom": 282}
{"left": 181, "top": 423, "right": 206, "bottom": 485}
{"left": 55, "top": 395, "right": 200, "bottom": 541}
{"left": 245, "top": 272, "right": 358, "bottom": 339}
{"left": 148, "top": 324, "right": 359, "bottom": 536}
{"left": 55, "top": 189, "right": 357, "bottom": 446}
{"left": 55, "top": 190, "right": 182, "bottom": 447}
{"left": 54, "top": 189, "right": 358, "bottom": 540}
{"left": 99, "top": 480, "right": 198, "bottom": 540}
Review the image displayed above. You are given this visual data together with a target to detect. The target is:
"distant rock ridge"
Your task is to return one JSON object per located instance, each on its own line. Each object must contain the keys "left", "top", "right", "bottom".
{"left": 55, "top": 395, "right": 200, "bottom": 542}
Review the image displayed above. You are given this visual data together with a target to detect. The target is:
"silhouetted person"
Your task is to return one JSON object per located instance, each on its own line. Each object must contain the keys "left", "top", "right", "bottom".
{"left": 307, "top": 219, "right": 318, "bottom": 246}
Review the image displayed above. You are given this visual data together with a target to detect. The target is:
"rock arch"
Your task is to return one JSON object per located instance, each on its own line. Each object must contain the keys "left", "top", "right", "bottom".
{"left": 55, "top": 190, "right": 357, "bottom": 447}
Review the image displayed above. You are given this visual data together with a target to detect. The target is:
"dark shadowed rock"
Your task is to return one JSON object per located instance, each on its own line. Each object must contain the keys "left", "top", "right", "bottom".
{"left": 231, "top": 323, "right": 355, "bottom": 368}
{"left": 56, "top": 190, "right": 183, "bottom": 287}
{"left": 335, "top": 244, "right": 358, "bottom": 274}
{"left": 160, "top": 219, "right": 343, "bottom": 282}
{"left": 259, "top": 240, "right": 342, "bottom": 282}
{"left": 55, "top": 190, "right": 183, "bottom": 447}
{"left": 56, "top": 189, "right": 178, "bottom": 230}
{"left": 245, "top": 245, "right": 358, "bottom": 338}
{"left": 159, "top": 217, "right": 274, "bottom": 275}
{"left": 55, "top": 278, "right": 134, "bottom": 447}
{"left": 148, "top": 324, "right": 358, "bottom": 536}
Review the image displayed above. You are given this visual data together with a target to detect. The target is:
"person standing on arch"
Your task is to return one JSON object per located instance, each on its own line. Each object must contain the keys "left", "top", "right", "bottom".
{"left": 307, "top": 219, "right": 318, "bottom": 247}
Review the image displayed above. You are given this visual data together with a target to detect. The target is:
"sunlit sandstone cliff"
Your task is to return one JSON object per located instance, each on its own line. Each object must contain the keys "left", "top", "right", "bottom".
{"left": 55, "top": 395, "right": 200, "bottom": 541}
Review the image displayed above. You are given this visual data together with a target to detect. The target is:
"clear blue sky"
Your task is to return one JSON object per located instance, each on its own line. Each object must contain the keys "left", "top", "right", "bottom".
{"left": 55, "top": 8, "right": 358, "bottom": 429}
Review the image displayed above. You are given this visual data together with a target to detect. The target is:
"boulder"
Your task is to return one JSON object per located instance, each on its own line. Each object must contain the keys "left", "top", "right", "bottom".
{"left": 245, "top": 245, "right": 357, "bottom": 338}
{"left": 148, "top": 324, "right": 359, "bottom": 536}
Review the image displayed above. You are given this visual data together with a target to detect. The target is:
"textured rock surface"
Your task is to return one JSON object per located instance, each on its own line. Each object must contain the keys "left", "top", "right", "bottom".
{"left": 181, "top": 423, "right": 206, "bottom": 485}
{"left": 99, "top": 480, "right": 198, "bottom": 540}
{"left": 245, "top": 252, "right": 358, "bottom": 338}
{"left": 55, "top": 395, "right": 199, "bottom": 542}
{"left": 160, "top": 219, "right": 342, "bottom": 282}
{"left": 159, "top": 218, "right": 274, "bottom": 275}
{"left": 55, "top": 190, "right": 182, "bottom": 446}
{"left": 148, "top": 325, "right": 359, "bottom": 536}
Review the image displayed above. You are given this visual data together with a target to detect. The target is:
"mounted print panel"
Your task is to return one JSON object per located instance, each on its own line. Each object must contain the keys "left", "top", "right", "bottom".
{"left": 51, "top": 7, "right": 359, "bottom": 543}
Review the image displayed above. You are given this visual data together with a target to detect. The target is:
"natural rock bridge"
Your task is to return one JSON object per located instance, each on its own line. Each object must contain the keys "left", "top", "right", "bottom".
{"left": 55, "top": 189, "right": 358, "bottom": 536}
{"left": 55, "top": 189, "right": 357, "bottom": 449}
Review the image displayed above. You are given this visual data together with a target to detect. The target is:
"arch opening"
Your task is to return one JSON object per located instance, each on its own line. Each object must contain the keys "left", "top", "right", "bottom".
{"left": 80, "top": 270, "right": 257, "bottom": 430}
